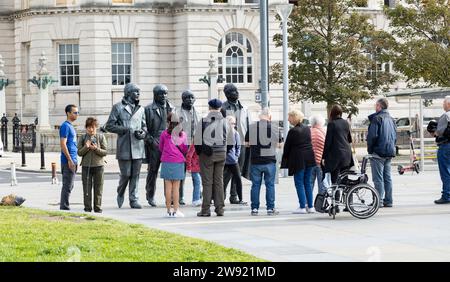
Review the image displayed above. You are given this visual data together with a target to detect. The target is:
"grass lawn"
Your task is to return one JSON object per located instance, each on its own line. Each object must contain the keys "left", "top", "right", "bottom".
{"left": 0, "top": 206, "right": 264, "bottom": 262}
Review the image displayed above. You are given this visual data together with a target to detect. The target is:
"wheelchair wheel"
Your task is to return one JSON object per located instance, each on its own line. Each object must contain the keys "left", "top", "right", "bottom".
{"left": 346, "top": 184, "right": 380, "bottom": 219}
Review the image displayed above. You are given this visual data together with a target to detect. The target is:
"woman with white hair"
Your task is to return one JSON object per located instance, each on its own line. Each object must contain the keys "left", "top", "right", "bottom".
{"left": 281, "top": 109, "right": 317, "bottom": 214}
{"left": 309, "top": 115, "right": 326, "bottom": 195}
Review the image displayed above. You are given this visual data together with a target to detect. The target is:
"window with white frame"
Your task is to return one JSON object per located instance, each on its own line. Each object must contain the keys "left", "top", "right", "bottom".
{"left": 58, "top": 43, "right": 80, "bottom": 87}
{"left": 364, "top": 50, "right": 391, "bottom": 80}
{"left": 112, "top": 42, "right": 132, "bottom": 86}
{"left": 218, "top": 32, "right": 253, "bottom": 84}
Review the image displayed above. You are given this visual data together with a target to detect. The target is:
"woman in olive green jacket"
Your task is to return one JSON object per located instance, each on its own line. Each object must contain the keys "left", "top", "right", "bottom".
{"left": 78, "top": 117, "right": 107, "bottom": 213}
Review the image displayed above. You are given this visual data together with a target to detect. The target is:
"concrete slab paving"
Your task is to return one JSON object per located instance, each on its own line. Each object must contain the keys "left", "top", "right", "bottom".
{"left": 1, "top": 164, "right": 450, "bottom": 262}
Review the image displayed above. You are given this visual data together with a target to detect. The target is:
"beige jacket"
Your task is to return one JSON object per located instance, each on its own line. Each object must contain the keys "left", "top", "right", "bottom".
{"left": 77, "top": 133, "right": 107, "bottom": 167}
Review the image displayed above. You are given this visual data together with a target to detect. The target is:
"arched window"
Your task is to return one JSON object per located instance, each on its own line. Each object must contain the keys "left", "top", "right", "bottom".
{"left": 218, "top": 32, "right": 253, "bottom": 84}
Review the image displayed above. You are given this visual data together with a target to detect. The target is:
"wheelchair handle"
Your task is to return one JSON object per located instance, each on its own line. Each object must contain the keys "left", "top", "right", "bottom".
{"left": 360, "top": 155, "right": 373, "bottom": 174}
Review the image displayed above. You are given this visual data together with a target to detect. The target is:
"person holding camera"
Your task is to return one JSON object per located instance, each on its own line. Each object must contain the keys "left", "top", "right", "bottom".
{"left": 78, "top": 117, "right": 107, "bottom": 213}
{"left": 105, "top": 83, "right": 147, "bottom": 209}
{"left": 428, "top": 96, "right": 450, "bottom": 204}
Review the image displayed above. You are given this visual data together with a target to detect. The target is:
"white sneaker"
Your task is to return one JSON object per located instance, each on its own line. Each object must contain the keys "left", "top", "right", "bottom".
{"left": 173, "top": 211, "right": 185, "bottom": 218}
{"left": 307, "top": 207, "right": 316, "bottom": 214}
{"left": 293, "top": 208, "right": 308, "bottom": 214}
{"left": 192, "top": 200, "right": 202, "bottom": 207}
{"left": 166, "top": 212, "right": 173, "bottom": 218}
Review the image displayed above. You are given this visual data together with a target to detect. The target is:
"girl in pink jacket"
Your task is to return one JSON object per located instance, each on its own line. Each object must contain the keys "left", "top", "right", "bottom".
{"left": 159, "top": 112, "right": 188, "bottom": 218}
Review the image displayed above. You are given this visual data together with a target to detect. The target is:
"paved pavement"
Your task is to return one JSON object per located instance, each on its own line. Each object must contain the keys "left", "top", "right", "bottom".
{"left": 1, "top": 163, "right": 449, "bottom": 262}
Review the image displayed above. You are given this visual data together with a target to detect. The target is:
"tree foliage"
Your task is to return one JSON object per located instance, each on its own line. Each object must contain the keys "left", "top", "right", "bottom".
{"left": 385, "top": 0, "right": 450, "bottom": 87}
{"left": 271, "top": 0, "right": 398, "bottom": 115}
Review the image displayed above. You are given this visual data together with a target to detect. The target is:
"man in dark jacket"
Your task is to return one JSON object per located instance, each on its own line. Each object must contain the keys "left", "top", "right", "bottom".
{"left": 367, "top": 98, "right": 397, "bottom": 207}
{"left": 144, "top": 84, "right": 175, "bottom": 207}
{"left": 105, "top": 83, "right": 147, "bottom": 209}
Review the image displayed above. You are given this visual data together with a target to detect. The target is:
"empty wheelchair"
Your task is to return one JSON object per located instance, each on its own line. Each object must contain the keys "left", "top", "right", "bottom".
{"left": 314, "top": 155, "right": 380, "bottom": 219}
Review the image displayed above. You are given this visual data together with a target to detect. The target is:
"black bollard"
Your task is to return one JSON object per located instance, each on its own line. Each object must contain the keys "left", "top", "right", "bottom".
{"left": 40, "top": 143, "right": 45, "bottom": 170}
{"left": 1, "top": 114, "right": 8, "bottom": 151}
{"left": 21, "top": 142, "right": 26, "bottom": 167}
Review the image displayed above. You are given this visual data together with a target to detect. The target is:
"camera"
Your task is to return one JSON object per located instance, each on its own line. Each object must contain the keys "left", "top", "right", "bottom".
{"left": 90, "top": 136, "right": 97, "bottom": 145}
{"left": 134, "top": 130, "right": 145, "bottom": 140}
{"left": 427, "top": 120, "right": 438, "bottom": 134}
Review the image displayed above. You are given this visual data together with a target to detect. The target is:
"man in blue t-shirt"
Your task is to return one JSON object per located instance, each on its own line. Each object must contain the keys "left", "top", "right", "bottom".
{"left": 59, "top": 104, "right": 79, "bottom": 210}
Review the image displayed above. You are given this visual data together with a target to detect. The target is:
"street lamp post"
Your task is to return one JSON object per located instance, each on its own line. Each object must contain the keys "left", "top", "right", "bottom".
{"left": 260, "top": 0, "right": 269, "bottom": 109}
{"left": 277, "top": 4, "right": 293, "bottom": 177}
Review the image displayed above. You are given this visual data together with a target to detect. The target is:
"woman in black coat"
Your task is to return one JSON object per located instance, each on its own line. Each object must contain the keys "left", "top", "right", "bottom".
{"left": 321, "top": 105, "right": 353, "bottom": 184}
{"left": 281, "top": 109, "right": 317, "bottom": 214}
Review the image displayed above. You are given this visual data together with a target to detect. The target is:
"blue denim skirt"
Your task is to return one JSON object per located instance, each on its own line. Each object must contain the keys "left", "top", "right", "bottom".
{"left": 160, "top": 162, "right": 185, "bottom": 180}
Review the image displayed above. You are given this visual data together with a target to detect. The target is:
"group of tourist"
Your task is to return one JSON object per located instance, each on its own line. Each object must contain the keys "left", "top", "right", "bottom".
{"left": 58, "top": 82, "right": 450, "bottom": 217}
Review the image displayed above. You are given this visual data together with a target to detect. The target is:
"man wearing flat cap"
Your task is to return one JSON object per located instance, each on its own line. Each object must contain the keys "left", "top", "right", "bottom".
{"left": 194, "top": 99, "right": 233, "bottom": 217}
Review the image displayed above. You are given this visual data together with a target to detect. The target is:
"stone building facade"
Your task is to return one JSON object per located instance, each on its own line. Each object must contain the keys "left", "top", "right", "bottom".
{"left": 0, "top": 0, "right": 445, "bottom": 130}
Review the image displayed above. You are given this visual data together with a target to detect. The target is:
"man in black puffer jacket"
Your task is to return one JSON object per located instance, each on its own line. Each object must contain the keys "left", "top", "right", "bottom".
{"left": 367, "top": 98, "right": 397, "bottom": 208}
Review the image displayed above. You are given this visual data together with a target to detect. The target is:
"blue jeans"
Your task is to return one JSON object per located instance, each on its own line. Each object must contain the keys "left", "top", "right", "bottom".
{"left": 311, "top": 165, "right": 326, "bottom": 195}
{"left": 250, "top": 163, "right": 276, "bottom": 210}
{"left": 191, "top": 172, "right": 202, "bottom": 202}
{"left": 370, "top": 156, "right": 393, "bottom": 205}
{"left": 294, "top": 167, "right": 313, "bottom": 209}
{"left": 437, "top": 143, "right": 450, "bottom": 200}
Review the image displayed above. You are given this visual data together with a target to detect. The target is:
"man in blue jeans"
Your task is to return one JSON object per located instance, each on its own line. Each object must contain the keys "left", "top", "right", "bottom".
{"left": 434, "top": 97, "right": 450, "bottom": 204}
{"left": 59, "top": 104, "right": 79, "bottom": 210}
{"left": 245, "top": 108, "right": 282, "bottom": 216}
{"left": 367, "top": 98, "right": 397, "bottom": 207}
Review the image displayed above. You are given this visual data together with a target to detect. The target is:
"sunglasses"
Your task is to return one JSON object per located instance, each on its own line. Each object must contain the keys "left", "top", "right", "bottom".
{"left": 72, "top": 111, "right": 80, "bottom": 115}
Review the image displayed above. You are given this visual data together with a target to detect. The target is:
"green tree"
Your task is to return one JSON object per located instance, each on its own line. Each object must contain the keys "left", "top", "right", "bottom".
{"left": 271, "top": 0, "right": 397, "bottom": 115}
{"left": 385, "top": 0, "right": 449, "bottom": 87}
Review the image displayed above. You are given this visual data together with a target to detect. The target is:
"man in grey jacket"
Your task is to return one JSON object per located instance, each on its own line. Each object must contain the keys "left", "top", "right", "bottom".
{"left": 194, "top": 99, "right": 233, "bottom": 217}
{"left": 105, "top": 83, "right": 147, "bottom": 209}
{"left": 176, "top": 90, "right": 200, "bottom": 205}
{"left": 144, "top": 84, "right": 175, "bottom": 207}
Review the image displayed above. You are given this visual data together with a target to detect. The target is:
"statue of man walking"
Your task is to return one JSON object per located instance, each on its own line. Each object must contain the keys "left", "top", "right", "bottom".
{"left": 105, "top": 83, "right": 147, "bottom": 209}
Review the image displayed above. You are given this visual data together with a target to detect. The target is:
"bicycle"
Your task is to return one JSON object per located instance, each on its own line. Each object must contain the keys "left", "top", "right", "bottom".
{"left": 314, "top": 155, "right": 380, "bottom": 219}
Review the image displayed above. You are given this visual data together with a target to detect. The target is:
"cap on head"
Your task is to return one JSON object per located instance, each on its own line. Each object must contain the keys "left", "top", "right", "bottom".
{"left": 208, "top": 98, "right": 223, "bottom": 110}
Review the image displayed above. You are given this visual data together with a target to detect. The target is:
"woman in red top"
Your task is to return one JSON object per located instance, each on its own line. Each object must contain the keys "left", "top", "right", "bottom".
{"left": 309, "top": 115, "right": 326, "bottom": 195}
{"left": 186, "top": 143, "right": 202, "bottom": 206}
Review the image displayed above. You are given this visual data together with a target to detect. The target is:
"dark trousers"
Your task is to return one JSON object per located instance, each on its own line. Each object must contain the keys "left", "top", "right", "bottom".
{"left": 145, "top": 158, "right": 161, "bottom": 202}
{"left": 117, "top": 159, "right": 142, "bottom": 204}
{"left": 229, "top": 145, "right": 246, "bottom": 200}
{"left": 224, "top": 163, "right": 243, "bottom": 201}
{"left": 60, "top": 163, "right": 77, "bottom": 210}
{"left": 199, "top": 151, "right": 226, "bottom": 214}
{"left": 82, "top": 166, "right": 104, "bottom": 212}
